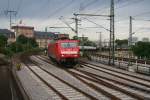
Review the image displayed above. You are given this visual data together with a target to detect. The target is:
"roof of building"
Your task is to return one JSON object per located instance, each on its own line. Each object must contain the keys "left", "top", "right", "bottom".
{"left": 0, "top": 28, "right": 62, "bottom": 39}
{"left": 11, "top": 25, "right": 34, "bottom": 29}
{"left": 34, "top": 31, "right": 55, "bottom": 39}
{"left": 0, "top": 29, "right": 15, "bottom": 38}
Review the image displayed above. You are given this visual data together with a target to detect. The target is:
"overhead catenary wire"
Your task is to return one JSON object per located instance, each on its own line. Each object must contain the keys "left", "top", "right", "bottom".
{"left": 79, "top": 0, "right": 98, "bottom": 11}
{"left": 31, "top": 0, "right": 52, "bottom": 19}
{"left": 99, "top": 0, "right": 145, "bottom": 23}
{"left": 1, "top": 0, "right": 149, "bottom": 35}
{"left": 3, "top": 0, "right": 23, "bottom": 25}
{"left": 79, "top": 0, "right": 87, "bottom": 12}
{"left": 39, "top": 0, "right": 75, "bottom": 27}
{"left": 133, "top": 11, "right": 150, "bottom": 17}
{"left": 133, "top": 27, "right": 149, "bottom": 33}
{"left": 47, "top": 0, "right": 74, "bottom": 18}
{"left": 133, "top": 19, "right": 150, "bottom": 22}
{"left": 91, "top": 0, "right": 130, "bottom": 15}
{"left": 81, "top": 17, "right": 110, "bottom": 32}
{"left": 81, "top": 0, "right": 138, "bottom": 24}
{"left": 114, "top": 0, "right": 146, "bottom": 23}
{"left": 7, "top": 0, "right": 10, "bottom": 10}
{"left": 115, "top": 0, "right": 145, "bottom": 10}
{"left": 45, "top": 16, "right": 75, "bottom": 31}
{"left": 92, "top": 0, "right": 145, "bottom": 24}
{"left": 114, "top": 0, "right": 146, "bottom": 24}
{"left": 16, "top": 0, "right": 23, "bottom": 16}
{"left": 128, "top": 15, "right": 150, "bottom": 35}
{"left": 13, "top": 0, "right": 23, "bottom": 23}
{"left": 89, "top": 0, "right": 117, "bottom": 14}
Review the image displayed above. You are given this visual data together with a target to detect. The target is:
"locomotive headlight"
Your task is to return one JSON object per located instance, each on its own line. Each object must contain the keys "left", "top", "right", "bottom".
{"left": 61, "top": 54, "right": 64, "bottom": 57}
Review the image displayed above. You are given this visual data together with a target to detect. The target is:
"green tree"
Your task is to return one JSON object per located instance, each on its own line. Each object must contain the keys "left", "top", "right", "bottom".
{"left": 16, "top": 35, "right": 38, "bottom": 49}
{"left": 0, "top": 34, "right": 39, "bottom": 57}
{"left": 16, "top": 35, "right": 28, "bottom": 44}
{"left": 28, "top": 38, "right": 38, "bottom": 48}
{"left": 72, "top": 36, "right": 78, "bottom": 40}
{"left": 3, "top": 47, "right": 13, "bottom": 57}
{"left": 131, "top": 41, "right": 150, "bottom": 59}
{"left": 73, "top": 35, "right": 96, "bottom": 46}
{"left": 84, "top": 40, "right": 96, "bottom": 46}
{"left": 6, "top": 35, "right": 38, "bottom": 54}
{"left": 0, "top": 35, "right": 7, "bottom": 48}
{"left": 7, "top": 42, "right": 24, "bottom": 53}
{"left": 115, "top": 39, "right": 128, "bottom": 49}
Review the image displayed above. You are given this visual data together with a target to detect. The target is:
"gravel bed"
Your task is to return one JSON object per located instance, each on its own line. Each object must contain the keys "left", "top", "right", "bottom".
{"left": 17, "top": 63, "right": 55, "bottom": 100}
{"left": 70, "top": 69, "right": 135, "bottom": 100}
{"left": 30, "top": 56, "right": 110, "bottom": 100}
{"left": 29, "top": 65, "right": 89, "bottom": 100}
{"left": 85, "top": 60, "right": 150, "bottom": 81}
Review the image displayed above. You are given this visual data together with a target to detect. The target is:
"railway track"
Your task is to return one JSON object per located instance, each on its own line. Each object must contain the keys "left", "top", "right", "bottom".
{"left": 22, "top": 63, "right": 63, "bottom": 100}
{"left": 35, "top": 55, "right": 150, "bottom": 100}
{"left": 82, "top": 61, "right": 150, "bottom": 81}
{"left": 81, "top": 61, "right": 150, "bottom": 85}
{"left": 77, "top": 62, "right": 150, "bottom": 99}
{"left": 28, "top": 56, "right": 112, "bottom": 100}
{"left": 80, "top": 64, "right": 150, "bottom": 88}
{"left": 36, "top": 56, "right": 125, "bottom": 100}
{"left": 24, "top": 61, "right": 93, "bottom": 100}
{"left": 67, "top": 69, "right": 136, "bottom": 100}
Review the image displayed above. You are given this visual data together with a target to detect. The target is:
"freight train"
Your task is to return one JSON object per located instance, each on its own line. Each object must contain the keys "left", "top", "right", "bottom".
{"left": 47, "top": 34, "right": 80, "bottom": 65}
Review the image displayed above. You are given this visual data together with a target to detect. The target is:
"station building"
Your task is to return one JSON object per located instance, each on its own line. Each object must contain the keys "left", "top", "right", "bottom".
{"left": 0, "top": 29, "right": 15, "bottom": 44}
{"left": 34, "top": 31, "right": 55, "bottom": 48}
{"left": 11, "top": 26, "right": 34, "bottom": 38}
{"left": 0, "top": 25, "right": 54, "bottom": 48}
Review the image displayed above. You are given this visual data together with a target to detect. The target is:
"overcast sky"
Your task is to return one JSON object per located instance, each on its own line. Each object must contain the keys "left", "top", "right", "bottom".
{"left": 0, "top": 0, "right": 150, "bottom": 41}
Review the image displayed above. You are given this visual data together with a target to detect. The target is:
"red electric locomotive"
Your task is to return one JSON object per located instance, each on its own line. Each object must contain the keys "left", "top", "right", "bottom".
{"left": 48, "top": 34, "right": 80, "bottom": 65}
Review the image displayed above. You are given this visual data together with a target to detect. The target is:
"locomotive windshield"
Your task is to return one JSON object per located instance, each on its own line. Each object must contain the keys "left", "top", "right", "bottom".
{"left": 61, "top": 42, "right": 77, "bottom": 48}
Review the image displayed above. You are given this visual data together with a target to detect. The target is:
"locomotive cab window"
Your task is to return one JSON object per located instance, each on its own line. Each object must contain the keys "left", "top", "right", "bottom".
{"left": 61, "top": 42, "right": 77, "bottom": 48}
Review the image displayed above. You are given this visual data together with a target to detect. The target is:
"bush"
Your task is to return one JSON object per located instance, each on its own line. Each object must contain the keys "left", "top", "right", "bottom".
{"left": 8, "top": 42, "right": 24, "bottom": 53}
{"left": 16, "top": 35, "right": 38, "bottom": 48}
{"left": 3, "top": 48, "right": 13, "bottom": 57}
{"left": 0, "top": 35, "right": 7, "bottom": 48}
{"left": 131, "top": 41, "right": 150, "bottom": 59}
{"left": 1, "top": 34, "right": 40, "bottom": 58}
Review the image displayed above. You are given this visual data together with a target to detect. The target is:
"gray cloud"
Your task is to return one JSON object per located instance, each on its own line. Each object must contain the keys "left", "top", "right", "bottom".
{"left": 0, "top": 0, "right": 150, "bottom": 40}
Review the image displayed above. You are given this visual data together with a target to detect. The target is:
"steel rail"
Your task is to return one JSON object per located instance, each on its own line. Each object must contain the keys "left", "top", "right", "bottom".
{"left": 24, "top": 62, "right": 68, "bottom": 100}
{"left": 74, "top": 69, "right": 147, "bottom": 100}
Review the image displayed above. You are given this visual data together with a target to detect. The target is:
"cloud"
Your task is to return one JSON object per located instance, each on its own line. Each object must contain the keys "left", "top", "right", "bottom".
{"left": 0, "top": 0, "right": 150, "bottom": 40}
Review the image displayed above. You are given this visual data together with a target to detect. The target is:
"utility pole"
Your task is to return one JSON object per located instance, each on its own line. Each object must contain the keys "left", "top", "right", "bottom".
{"left": 5, "top": 10, "right": 17, "bottom": 29}
{"left": 128, "top": 16, "right": 133, "bottom": 46}
{"left": 74, "top": 1, "right": 115, "bottom": 65}
{"left": 128, "top": 16, "right": 133, "bottom": 65}
{"left": 59, "top": 16, "right": 77, "bottom": 34}
{"left": 45, "top": 27, "right": 48, "bottom": 50}
{"left": 73, "top": 13, "right": 110, "bottom": 40}
{"left": 82, "top": 34, "right": 84, "bottom": 56}
{"left": 96, "top": 32, "right": 102, "bottom": 53}
{"left": 109, "top": 0, "right": 115, "bottom": 65}
{"left": 45, "top": 27, "right": 48, "bottom": 32}
{"left": 74, "top": 14, "right": 79, "bottom": 38}
{"left": 99, "top": 32, "right": 102, "bottom": 54}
